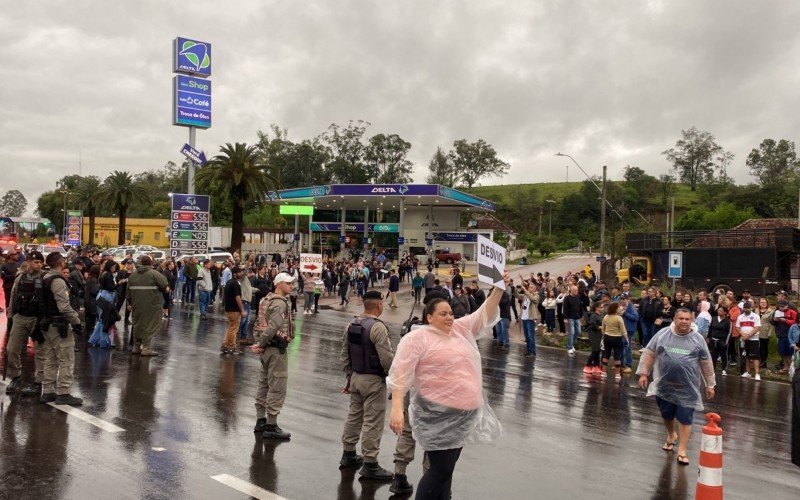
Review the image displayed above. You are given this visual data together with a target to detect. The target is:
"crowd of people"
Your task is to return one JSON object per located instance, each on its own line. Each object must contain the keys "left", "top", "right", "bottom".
{"left": 2, "top": 244, "right": 799, "bottom": 494}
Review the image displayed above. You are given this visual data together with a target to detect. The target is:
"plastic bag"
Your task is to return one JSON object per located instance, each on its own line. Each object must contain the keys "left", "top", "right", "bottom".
{"left": 636, "top": 324, "right": 713, "bottom": 411}
{"left": 388, "top": 301, "right": 503, "bottom": 450}
{"left": 790, "top": 352, "right": 800, "bottom": 380}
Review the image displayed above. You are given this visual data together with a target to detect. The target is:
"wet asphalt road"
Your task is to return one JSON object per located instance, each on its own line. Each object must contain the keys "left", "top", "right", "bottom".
{"left": 0, "top": 256, "right": 797, "bottom": 500}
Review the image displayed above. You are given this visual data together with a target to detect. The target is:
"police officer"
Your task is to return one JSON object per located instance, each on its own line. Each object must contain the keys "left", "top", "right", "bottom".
{"left": 39, "top": 252, "right": 83, "bottom": 406}
{"left": 4, "top": 250, "right": 46, "bottom": 396}
{"left": 127, "top": 255, "right": 169, "bottom": 356}
{"left": 339, "top": 290, "right": 395, "bottom": 480}
{"left": 251, "top": 272, "right": 296, "bottom": 440}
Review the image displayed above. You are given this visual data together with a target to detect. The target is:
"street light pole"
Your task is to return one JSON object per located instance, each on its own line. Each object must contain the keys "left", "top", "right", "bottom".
{"left": 546, "top": 199, "right": 555, "bottom": 235}
{"left": 600, "top": 165, "right": 607, "bottom": 259}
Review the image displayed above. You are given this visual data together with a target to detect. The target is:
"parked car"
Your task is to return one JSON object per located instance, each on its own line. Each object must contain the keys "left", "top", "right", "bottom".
{"left": 434, "top": 249, "right": 462, "bottom": 264}
{"left": 36, "top": 244, "right": 68, "bottom": 259}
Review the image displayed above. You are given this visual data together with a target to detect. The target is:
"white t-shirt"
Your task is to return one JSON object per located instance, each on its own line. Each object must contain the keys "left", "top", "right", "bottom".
{"left": 735, "top": 312, "right": 761, "bottom": 340}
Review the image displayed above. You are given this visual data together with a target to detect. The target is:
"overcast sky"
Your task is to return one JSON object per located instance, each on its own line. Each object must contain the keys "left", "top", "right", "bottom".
{"left": 2, "top": 1, "right": 799, "bottom": 214}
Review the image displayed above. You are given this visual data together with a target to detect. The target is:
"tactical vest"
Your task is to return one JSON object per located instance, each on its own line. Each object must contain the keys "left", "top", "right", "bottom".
{"left": 40, "top": 275, "right": 68, "bottom": 320}
{"left": 257, "top": 294, "right": 294, "bottom": 344}
{"left": 347, "top": 317, "right": 385, "bottom": 376}
{"left": 12, "top": 271, "right": 45, "bottom": 317}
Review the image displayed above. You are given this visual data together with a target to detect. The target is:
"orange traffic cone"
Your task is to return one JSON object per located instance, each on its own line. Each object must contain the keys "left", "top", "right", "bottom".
{"left": 696, "top": 412, "right": 724, "bottom": 500}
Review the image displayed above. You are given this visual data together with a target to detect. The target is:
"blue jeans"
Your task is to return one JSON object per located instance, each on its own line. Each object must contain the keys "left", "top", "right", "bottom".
{"left": 623, "top": 331, "right": 634, "bottom": 367}
{"left": 498, "top": 318, "right": 510, "bottom": 347}
{"left": 566, "top": 318, "right": 581, "bottom": 350}
{"left": 642, "top": 322, "right": 656, "bottom": 348}
{"left": 522, "top": 319, "right": 536, "bottom": 354}
{"left": 238, "top": 301, "right": 251, "bottom": 339}
{"left": 545, "top": 309, "right": 556, "bottom": 332}
{"left": 199, "top": 290, "right": 210, "bottom": 316}
{"left": 185, "top": 279, "right": 196, "bottom": 303}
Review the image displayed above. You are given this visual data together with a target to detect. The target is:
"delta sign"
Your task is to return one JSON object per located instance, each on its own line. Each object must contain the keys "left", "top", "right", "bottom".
{"left": 173, "top": 37, "right": 211, "bottom": 77}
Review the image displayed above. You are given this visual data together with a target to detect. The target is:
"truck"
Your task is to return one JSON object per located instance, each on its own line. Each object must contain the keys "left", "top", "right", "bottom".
{"left": 434, "top": 249, "right": 462, "bottom": 264}
{"left": 617, "top": 227, "right": 800, "bottom": 296}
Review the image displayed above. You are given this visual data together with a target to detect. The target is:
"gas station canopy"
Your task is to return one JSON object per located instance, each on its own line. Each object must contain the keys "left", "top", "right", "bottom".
{"left": 266, "top": 184, "right": 497, "bottom": 212}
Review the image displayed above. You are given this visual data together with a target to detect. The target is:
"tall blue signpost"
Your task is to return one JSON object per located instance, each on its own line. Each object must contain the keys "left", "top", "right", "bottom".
{"left": 172, "top": 37, "right": 212, "bottom": 194}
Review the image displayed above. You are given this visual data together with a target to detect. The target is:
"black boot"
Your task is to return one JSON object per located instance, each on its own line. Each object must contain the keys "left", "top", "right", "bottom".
{"left": 39, "top": 393, "right": 56, "bottom": 403}
{"left": 253, "top": 418, "right": 267, "bottom": 433}
{"left": 389, "top": 473, "right": 414, "bottom": 494}
{"left": 358, "top": 462, "right": 393, "bottom": 480}
{"left": 262, "top": 424, "right": 291, "bottom": 440}
{"left": 54, "top": 394, "right": 83, "bottom": 406}
{"left": 339, "top": 451, "right": 364, "bottom": 468}
{"left": 5, "top": 376, "right": 22, "bottom": 394}
{"left": 21, "top": 382, "right": 42, "bottom": 397}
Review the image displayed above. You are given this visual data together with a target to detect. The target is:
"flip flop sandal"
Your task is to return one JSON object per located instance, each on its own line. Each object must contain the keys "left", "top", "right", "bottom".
{"left": 676, "top": 455, "right": 690, "bottom": 466}
{"left": 662, "top": 442, "right": 675, "bottom": 452}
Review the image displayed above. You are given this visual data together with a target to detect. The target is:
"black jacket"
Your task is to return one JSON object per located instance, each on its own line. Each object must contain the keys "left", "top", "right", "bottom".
{"left": 563, "top": 294, "right": 584, "bottom": 320}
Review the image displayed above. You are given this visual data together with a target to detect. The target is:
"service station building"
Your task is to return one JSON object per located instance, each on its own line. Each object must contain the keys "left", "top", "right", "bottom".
{"left": 267, "top": 184, "right": 498, "bottom": 259}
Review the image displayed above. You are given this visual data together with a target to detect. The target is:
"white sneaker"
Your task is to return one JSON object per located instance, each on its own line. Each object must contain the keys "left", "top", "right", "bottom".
{"left": 568, "top": 348, "right": 575, "bottom": 356}
{"left": 721, "top": 370, "right": 727, "bottom": 376}
{"left": 754, "top": 374, "right": 761, "bottom": 381}
{"left": 741, "top": 372, "right": 752, "bottom": 379}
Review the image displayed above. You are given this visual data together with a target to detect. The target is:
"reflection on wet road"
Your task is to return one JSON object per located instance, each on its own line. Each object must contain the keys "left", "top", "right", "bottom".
{"left": 0, "top": 296, "right": 797, "bottom": 499}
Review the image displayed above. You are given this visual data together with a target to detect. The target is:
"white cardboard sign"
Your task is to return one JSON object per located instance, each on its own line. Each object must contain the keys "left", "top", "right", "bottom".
{"left": 299, "top": 253, "right": 323, "bottom": 274}
{"left": 476, "top": 235, "right": 505, "bottom": 289}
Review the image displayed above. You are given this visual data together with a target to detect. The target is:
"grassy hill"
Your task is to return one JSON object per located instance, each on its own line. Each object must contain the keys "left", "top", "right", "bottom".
{"left": 470, "top": 181, "right": 704, "bottom": 211}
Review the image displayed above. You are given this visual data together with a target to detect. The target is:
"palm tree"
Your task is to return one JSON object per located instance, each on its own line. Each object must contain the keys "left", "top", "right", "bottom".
{"left": 97, "top": 171, "right": 148, "bottom": 245}
{"left": 197, "top": 143, "right": 279, "bottom": 253}
{"left": 71, "top": 176, "right": 101, "bottom": 246}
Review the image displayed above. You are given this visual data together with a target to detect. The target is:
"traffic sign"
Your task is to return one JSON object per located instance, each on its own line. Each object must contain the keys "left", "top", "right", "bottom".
{"left": 299, "top": 253, "right": 323, "bottom": 274}
{"left": 476, "top": 235, "right": 506, "bottom": 290}
{"left": 180, "top": 143, "right": 207, "bottom": 164}
{"left": 596, "top": 255, "right": 607, "bottom": 263}
{"left": 293, "top": 233, "right": 300, "bottom": 242}
{"left": 668, "top": 251, "right": 683, "bottom": 278}
{"left": 339, "top": 235, "right": 346, "bottom": 244}
{"left": 397, "top": 237, "right": 405, "bottom": 245}
{"left": 425, "top": 238, "right": 433, "bottom": 247}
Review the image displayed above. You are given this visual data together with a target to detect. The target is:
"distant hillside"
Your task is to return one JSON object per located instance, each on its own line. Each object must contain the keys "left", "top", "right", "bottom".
{"left": 470, "top": 181, "right": 704, "bottom": 211}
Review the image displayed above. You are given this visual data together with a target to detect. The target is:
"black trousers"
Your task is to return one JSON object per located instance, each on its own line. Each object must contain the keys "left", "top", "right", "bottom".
{"left": 416, "top": 448, "right": 462, "bottom": 500}
{"left": 759, "top": 338, "right": 770, "bottom": 364}
{"left": 710, "top": 339, "right": 728, "bottom": 370}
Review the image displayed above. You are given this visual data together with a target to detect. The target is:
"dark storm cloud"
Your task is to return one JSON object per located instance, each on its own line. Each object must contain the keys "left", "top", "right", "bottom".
{"left": 2, "top": 1, "right": 799, "bottom": 213}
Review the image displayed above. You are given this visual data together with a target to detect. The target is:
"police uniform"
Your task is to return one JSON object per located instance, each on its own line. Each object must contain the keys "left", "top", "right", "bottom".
{"left": 4, "top": 254, "right": 46, "bottom": 396}
{"left": 253, "top": 289, "right": 294, "bottom": 439}
{"left": 339, "top": 290, "right": 394, "bottom": 480}
{"left": 40, "top": 254, "right": 83, "bottom": 406}
{"left": 127, "top": 260, "right": 169, "bottom": 355}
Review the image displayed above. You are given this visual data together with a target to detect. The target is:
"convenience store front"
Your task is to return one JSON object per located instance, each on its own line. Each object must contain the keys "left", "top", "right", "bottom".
{"left": 267, "top": 184, "right": 497, "bottom": 259}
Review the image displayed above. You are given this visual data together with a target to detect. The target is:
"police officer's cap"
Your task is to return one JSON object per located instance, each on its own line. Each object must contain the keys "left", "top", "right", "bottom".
{"left": 363, "top": 291, "right": 383, "bottom": 301}
{"left": 73, "top": 258, "right": 84, "bottom": 266}
{"left": 29, "top": 251, "right": 45, "bottom": 262}
{"left": 45, "top": 252, "right": 64, "bottom": 267}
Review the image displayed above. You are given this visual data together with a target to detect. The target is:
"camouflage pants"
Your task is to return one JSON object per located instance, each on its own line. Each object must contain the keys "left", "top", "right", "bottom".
{"left": 255, "top": 347, "right": 288, "bottom": 423}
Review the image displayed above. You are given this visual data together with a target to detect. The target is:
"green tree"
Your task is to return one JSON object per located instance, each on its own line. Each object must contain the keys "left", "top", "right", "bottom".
{"left": 425, "top": 147, "right": 458, "bottom": 186}
{"left": 289, "top": 140, "right": 332, "bottom": 187}
{"left": 658, "top": 174, "right": 676, "bottom": 209}
{"left": 321, "top": 120, "right": 371, "bottom": 183}
{"left": 448, "top": 139, "right": 509, "bottom": 190}
{"left": 71, "top": 176, "right": 101, "bottom": 245}
{"left": 97, "top": 171, "right": 149, "bottom": 245}
{"left": 196, "top": 143, "right": 279, "bottom": 253}
{"left": 674, "top": 202, "right": 754, "bottom": 231}
{"left": 0, "top": 189, "right": 28, "bottom": 217}
{"left": 365, "top": 133, "right": 413, "bottom": 183}
{"left": 662, "top": 127, "right": 728, "bottom": 191}
{"left": 504, "top": 186, "right": 540, "bottom": 233}
{"left": 746, "top": 138, "right": 799, "bottom": 186}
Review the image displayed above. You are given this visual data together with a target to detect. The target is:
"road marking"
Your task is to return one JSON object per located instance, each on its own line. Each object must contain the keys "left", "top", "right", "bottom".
{"left": 46, "top": 402, "right": 126, "bottom": 433}
{"left": 152, "top": 447, "right": 166, "bottom": 452}
{"left": 211, "top": 474, "right": 288, "bottom": 500}
{"left": 0, "top": 379, "right": 124, "bottom": 433}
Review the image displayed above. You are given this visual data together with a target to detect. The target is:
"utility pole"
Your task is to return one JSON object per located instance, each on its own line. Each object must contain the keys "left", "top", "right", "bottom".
{"left": 538, "top": 206, "right": 543, "bottom": 237}
{"left": 670, "top": 195, "right": 675, "bottom": 248}
{"left": 600, "top": 165, "right": 607, "bottom": 260}
{"left": 566, "top": 165, "right": 569, "bottom": 183}
{"left": 546, "top": 199, "right": 555, "bottom": 235}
